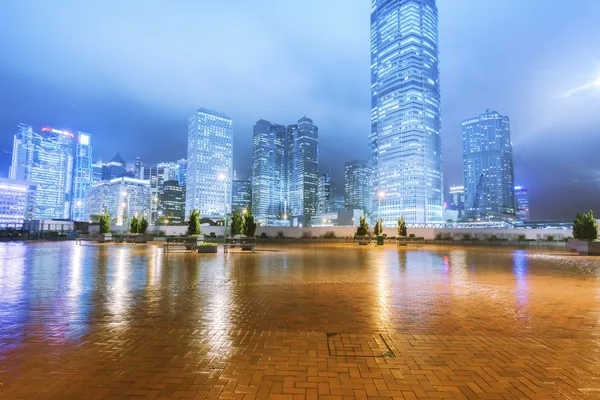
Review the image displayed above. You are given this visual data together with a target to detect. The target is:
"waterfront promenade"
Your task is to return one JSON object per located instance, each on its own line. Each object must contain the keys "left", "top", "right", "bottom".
{"left": 0, "top": 242, "right": 599, "bottom": 399}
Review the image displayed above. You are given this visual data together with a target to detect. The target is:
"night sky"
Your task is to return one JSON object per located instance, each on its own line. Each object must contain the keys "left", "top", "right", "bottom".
{"left": 1, "top": 0, "right": 599, "bottom": 220}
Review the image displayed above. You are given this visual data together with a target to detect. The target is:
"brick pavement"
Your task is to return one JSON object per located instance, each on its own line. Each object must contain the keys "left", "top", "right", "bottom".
{"left": 0, "top": 242, "right": 600, "bottom": 399}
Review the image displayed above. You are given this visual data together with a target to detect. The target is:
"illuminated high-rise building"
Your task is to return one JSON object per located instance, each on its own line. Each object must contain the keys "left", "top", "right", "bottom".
{"left": 85, "top": 177, "right": 151, "bottom": 226}
{"left": 251, "top": 119, "right": 287, "bottom": 224}
{"left": 287, "top": 117, "right": 318, "bottom": 225}
{"left": 317, "top": 173, "right": 332, "bottom": 216}
{"left": 344, "top": 159, "right": 371, "bottom": 213}
{"left": 10, "top": 124, "right": 75, "bottom": 219}
{"left": 370, "top": 0, "right": 443, "bottom": 225}
{"left": 157, "top": 180, "right": 185, "bottom": 225}
{"left": 71, "top": 132, "right": 93, "bottom": 221}
{"left": 448, "top": 185, "right": 465, "bottom": 220}
{"left": 186, "top": 108, "right": 233, "bottom": 218}
{"left": 514, "top": 185, "right": 530, "bottom": 221}
{"left": 462, "top": 111, "right": 515, "bottom": 219}
{"left": 0, "top": 178, "right": 36, "bottom": 228}
{"left": 232, "top": 179, "right": 252, "bottom": 213}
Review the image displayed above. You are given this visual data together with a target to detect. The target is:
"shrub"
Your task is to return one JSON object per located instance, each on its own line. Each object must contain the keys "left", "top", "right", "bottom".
{"left": 409, "top": 233, "right": 416, "bottom": 238}
{"left": 99, "top": 210, "right": 111, "bottom": 234}
{"left": 397, "top": 216, "right": 407, "bottom": 237}
{"left": 435, "top": 233, "right": 443, "bottom": 240}
{"left": 356, "top": 216, "right": 369, "bottom": 237}
{"left": 323, "top": 231, "right": 336, "bottom": 239}
{"left": 490, "top": 235, "right": 498, "bottom": 241}
{"left": 573, "top": 211, "right": 598, "bottom": 240}
{"left": 230, "top": 210, "right": 243, "bottom": 236}
{"left": 302, "top": 231, "right": 312, "bottom": 239}
{"left": 518, "top": 234, "right": 526, "bottom": 241}
{"left": 139, "top": 216, "right": 148, "bottom": 234}
{"left": 546, "top": 235, "right": 555, "bottom": 242}
{"left": 463, "top": 234, "right": 472, "bottom": 241}
{"left": 187, "top": 209, "right": 201, "bottom": 235}
{"left": 277, "top": 231, "right": 285, "bottom": 238}
{"left": 374, "top": 219, "right": 383, "bottom": 236}
{"left": 243, "top": 210, "right": 257, "bottom": 237}
{"left": 199, "top": 242, "right": 218, "bottom": 247}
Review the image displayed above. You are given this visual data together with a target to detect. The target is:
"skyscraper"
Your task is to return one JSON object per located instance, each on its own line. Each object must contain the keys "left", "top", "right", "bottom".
{"left": 344, "top": 160, "right": 371, "bottom": 213}
{"left": 515, "top": 185, "right": 530, "bottom": 221}
{"left": 186, "top": 108, "right": 233, "bottom": 219}
{"left": 0, "top": 178, "right": 36, "bottom": 228}
{"left": 462, "top": 111, "right": 515, "bottom": 219}
{"left": 176, "top": 158, "right": 187, "bottom": 187}
{"left": 10, "top": 124, "right": 75, "bottom": 219}
{"left": 288, "top": 117, "right": 318, "bottom": 225}
{"left": 135, "top": 157, "right": 144, "bottom": 179}
{"left": 449, "top": 185, "right": 465, "bottom": 221}
{"left": 317, "top": 173, "right": 332, "bottom": 216}
{"left": 85, "top": 177, "right": 151, "bottom": 226}
{"left": 71, "top": 132, "right": 93, "bottom": 222}
{"left": 232, "top": 179, "right": 252, "bottom": 213}
{"left": 251, "top": 119, "right": 287, "bottom": 224}
{"left": 370, "top": 0, "right": 443, "bottom": 225}
{"left": 157, "top": 180, "right": 185, "bottom": 225}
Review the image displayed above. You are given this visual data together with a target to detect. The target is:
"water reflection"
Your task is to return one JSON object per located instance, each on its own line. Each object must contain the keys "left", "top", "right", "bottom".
{"left": 512, "top": 250, "right": 529, "bottom": 311}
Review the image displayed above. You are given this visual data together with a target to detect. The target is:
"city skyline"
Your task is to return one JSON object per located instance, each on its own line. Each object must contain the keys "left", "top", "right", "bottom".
{"left": 1, "top": 0, "right": 600, "bottom": 219}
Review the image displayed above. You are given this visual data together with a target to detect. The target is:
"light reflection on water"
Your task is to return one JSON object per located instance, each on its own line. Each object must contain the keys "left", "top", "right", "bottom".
{"left": 1, "top": 242, "right": 600, "bottom": 348}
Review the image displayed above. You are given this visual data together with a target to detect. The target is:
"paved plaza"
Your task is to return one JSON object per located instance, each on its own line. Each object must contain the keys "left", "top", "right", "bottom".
{"left": 1, "top": 242, "right": 600, "bottom": 399}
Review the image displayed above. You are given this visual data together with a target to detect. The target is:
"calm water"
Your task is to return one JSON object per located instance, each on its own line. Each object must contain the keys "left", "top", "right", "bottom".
{"left": 1, "top": 242, "right": 600, "bottom": 397}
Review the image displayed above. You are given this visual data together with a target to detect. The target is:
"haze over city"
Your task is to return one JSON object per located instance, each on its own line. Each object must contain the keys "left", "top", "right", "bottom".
{"left": 1, "top": 0, "right": 599, "bottom": 219}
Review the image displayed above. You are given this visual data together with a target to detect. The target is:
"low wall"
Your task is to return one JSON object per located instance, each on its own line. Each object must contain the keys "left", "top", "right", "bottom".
{"left": 89, "top": 224, "right": 571, "bottom": 241}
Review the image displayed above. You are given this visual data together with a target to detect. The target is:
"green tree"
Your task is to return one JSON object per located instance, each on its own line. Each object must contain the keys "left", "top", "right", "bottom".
{"left": 573, "top": 210, "right": 598, "bottom": 240}
{"left": 187, "top": 209, "right": 201, "bottom": 236}
{"left": 99, "top": 209, "right": 111, "bottom": 234}
{"left": 397, "top": 216, "right": 407, "bottom": 237}
{"left": 129, "top": 215, "right": 139, "bottom": 234}
{"left": 139, "top": 216, "right": 148, "bottom": 234}
{"left": 243, "top": 210, "right": 257, "bottom": 237}
{"left": 230, "top": 210, "right": 243, "bottom": 236}
{"left": 374, "top": 219, "right": 383, "bottom": 236}
{"left": 356, "top": 216, "right": 369, "bottom": 237}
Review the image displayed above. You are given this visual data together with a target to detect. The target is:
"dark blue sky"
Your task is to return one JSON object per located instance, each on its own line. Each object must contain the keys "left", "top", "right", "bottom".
{"left": 1, "top": 0, "right": 599, "bottom": 219}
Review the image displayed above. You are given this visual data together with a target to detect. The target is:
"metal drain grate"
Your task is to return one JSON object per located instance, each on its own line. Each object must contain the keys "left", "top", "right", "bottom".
{"left": 326, "top": 333, "right": 395, "bottom": 358}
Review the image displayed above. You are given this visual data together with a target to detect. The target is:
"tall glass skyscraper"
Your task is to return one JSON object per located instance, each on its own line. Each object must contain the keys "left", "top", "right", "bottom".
{"left": 288, "top": 117, "right": 318, "bottom": 225}
{"left": 370, "top": 0, "right": 443, "bottom": 225}
{"left": 232, "top": 179, "right": 252, "bottom": 213}
{"left": 317, "top": 173, "right": 332, "bottom": 216}
{"left": 186, "top": 108, "right": 233, "bottom": 219}
{"left": 344, "top": 159, "right": 371, "bottom": 213}
{"left": 251, "top": 119, "right": 287, "bottom": 225}
{"left": 0, "top": 178, "right": 36, "bottom": 228}
{"left": 462, "top": 111, "right": 515, "bottom": 219}
{"left": 10, "top": 124, "right": 75, "bottom": 220}
{"left": 71, "top": 132, "right": 93, "bottom": 222}
{"left": 514, "top": 185, "right": 529, "bottom": 221}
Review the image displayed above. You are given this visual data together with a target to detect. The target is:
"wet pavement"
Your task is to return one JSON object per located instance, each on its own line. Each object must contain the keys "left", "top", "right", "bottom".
{"left": 1, "top": 241, "right": 600, "bottom": 399}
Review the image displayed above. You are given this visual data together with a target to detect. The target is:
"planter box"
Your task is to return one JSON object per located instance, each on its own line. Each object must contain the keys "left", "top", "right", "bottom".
{"left": 197, "top": 245, "right": 217, "bottom": 254}
{"left": 568, "top": 239, "right": 585, "bottom": 252}
{"left": 573, "top": 240, "right": 600, "bottom": 255}
{"left": 98, "top": 233, "right": 112, "bottom": 243}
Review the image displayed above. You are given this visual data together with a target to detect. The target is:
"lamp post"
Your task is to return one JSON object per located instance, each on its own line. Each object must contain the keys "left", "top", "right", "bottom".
{"left": 378, "top": 191, "right": 385, "bottom": 228}
{"left": 218, "top": 173, "right": 227, "bottom": 235}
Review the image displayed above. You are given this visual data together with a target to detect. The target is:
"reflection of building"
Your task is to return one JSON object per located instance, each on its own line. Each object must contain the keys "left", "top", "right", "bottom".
{"left": 251, "top": 119, "right": 287, "bottom": 224}
{"left": 344, "top": 159, "right": 371, "bottom": 213}
{"left": 71, "top": 132, "right": 93, "bottom": 221}
{"left": 0, "top": 178, "right": 36, "bottom": 228}
{"left": 232, "top": 179, "right": 251, "bottom": 213}
{"left": 157, "top": 180, "right": 185, "bottom": 225}
{"left": 186, "top": 108, "right": 233, "bottom": 218}
{"left": 463, "top": 111, "right": 515, "bottom": 219}
{"left": 85, "top": 177, "right": 151, "bottom": 226}
{"left": 449, "top": 185, "right": 465, "bottom": 220}
{"left": 515, "top": 185, "right": 530, "bottom": 221}
{"left": 288, "top": 117, "right": 318, "bottom": 225}
{"left": 370, "top": 0, "right": 443, "bottom": 225}
{"left": 10, "top": 124, "right": 75, "bottom": 219}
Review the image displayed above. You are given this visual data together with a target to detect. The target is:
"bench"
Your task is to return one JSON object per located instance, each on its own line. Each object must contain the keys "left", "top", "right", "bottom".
{"left": 163, "top": 237, "right": 201, "bottom": 252}
{"left": 122, "top": 234, "right": 148, "bottom": 244}
{"left": 223, "top": 237, "right": 256, "bottom": 253}
{"left": 75, "top": 234, "right": 99, "bottom": 244}
{"left": 355, "top": 236, "right": 374, "bottom": 246}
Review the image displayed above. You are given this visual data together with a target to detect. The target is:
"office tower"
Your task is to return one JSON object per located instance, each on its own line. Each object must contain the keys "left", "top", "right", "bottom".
{"left": 344, "top": 159, "right": 371, "bottom": 213}
{"left": 10, "top": 124, "right": 75, "bottom": 219}
{"left": 85, "top": 177, "right": 151, "bottom": 226}
{"left": 462, "top": 111, "right": 515, "bottom": 219}
{"left": 317, "top": 173, "right": 332, "bottom": 216}
{"left": 176, "top": 158, "right": 187, "bottom": 187}
{"left": 102, "top": 153, "right": 129, "bottom": 180}
{"left": 91, "top": 161, "right": 104, "bottom": 184}
{"left": 135, "top": 157, "right": 144, "bottom": 179}
{"left": 0, "top": 178, "right": 36, "bottom": 228}
{"left": 449, "top": 185, "right": 465, "bottom": 220}
{"left": 514, "top": 185, "right": 530, "bottom": 221}
{"left": 157, "top": 180, "right": 185, "bottom": 225}
{"left": 186, "top": 108, "right": 233, "bottom": 219}
{"left": 232, "top": 179, "right": 252, "bottom": 213}
{"left": 71, "top": 132, "right": 93, "bottom": 222}
{"left": 370, "top": 0, "right": 443, "bottom": 225}
{"left": 287, "top": 117, "right": 318, "bottom": 225}
{"left": 251, "top": 119, "right": 287, "bottom": 224}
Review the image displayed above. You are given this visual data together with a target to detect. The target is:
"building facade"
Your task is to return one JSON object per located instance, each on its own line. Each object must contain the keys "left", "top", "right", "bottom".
{"left": 10, "top": 124, "right": 75, "bottom": 220}
{"left": 186, "top": 108, "right": 233, "bottom": 219}
{"left": 515, "top": 185, "right": 530, "bottom": 221}
{"left": 85, "top": 177, "right": 151, "bottom": 226}
{"left": 288, "top": 117, "right": 318, "bottom": 225}
{"left": 232, "top": 179, "right": 252, "bottom": 213}
{"left": 370, "top": 0, "right": 443, "bottom": 225}
{"left": 157, "top": 180, "right": 185, "bottom": 225}
{"left": 344, "top": 159, "right": 371, "bottom": 213}
{"left": 448, "top": 185, "right": 465, "bottom": 221}
{"left": 317, "top": 173, "right": 332, "bottom": 216}
{"left": 251, "top": 119, "right": 287, "bottom": 224}
{"left": 0, "top": 178, "right": 36, "bottom": 229}
{"left": 71, "top": 132, "right": 93, "bottom": 222}
{"left": 462, "top": 111, "right": 515, "bottom": 219}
